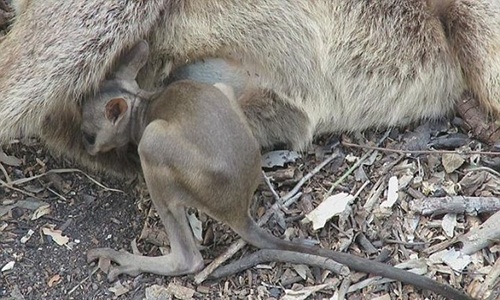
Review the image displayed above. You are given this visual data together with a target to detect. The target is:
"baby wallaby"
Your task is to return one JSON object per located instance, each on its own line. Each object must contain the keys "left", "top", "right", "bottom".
{"left": 81, "top": 41, "right": 470, "bottom": 300}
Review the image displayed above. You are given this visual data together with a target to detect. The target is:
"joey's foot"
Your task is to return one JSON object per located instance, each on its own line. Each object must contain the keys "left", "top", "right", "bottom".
{"left": 87, "top": 247, "right": 205, "bottom": 281}
{"left": 87, "top": 248, "right": 142, "bottom": 282}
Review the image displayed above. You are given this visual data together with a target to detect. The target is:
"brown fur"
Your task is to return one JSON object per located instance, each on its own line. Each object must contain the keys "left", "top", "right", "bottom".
{"left": 0, "top": 0, "right": 499, "bottom": 176}
{"left": 82, "top": 42, "right": 470, "bottom": 299}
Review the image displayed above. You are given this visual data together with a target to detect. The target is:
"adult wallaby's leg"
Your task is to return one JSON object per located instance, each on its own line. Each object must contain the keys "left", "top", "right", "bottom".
{"left": 0, "top": 0, "right": 165, "bottom": 174}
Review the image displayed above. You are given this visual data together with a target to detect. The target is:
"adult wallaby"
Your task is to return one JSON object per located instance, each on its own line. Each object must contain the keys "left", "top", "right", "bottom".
{"left": 81, "top": 41, "right": 471, "bottom": 300}
{"left": 0, "top": 0, "right": 499, "bottom": 176}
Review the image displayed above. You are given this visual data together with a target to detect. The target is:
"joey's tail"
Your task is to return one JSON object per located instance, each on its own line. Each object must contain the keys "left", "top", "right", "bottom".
{"left": 429, "top": 0, "right": 500, "bottom": 117}
{"left": 235, "top": 219, "right": 471, "bottom": 300}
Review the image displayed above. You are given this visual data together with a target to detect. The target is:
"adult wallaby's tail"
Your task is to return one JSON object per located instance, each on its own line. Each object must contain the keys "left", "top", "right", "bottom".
{"left": 430, "top": 0, "right": 500, "bottom": 117}
{"left": 0, "top": 0, "right": 165, "bottom": 174}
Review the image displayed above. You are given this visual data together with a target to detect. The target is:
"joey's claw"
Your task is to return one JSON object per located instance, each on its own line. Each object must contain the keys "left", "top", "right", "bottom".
{"left": 87, "top": 248, "right": 142, "bottom": 281}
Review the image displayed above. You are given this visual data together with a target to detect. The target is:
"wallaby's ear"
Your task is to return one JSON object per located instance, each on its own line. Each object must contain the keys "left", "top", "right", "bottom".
{"left": 105, "top": 98, "right": 128, "bottom": 124}
{"left": 114, "top": 40, "right": 150, "bottom": 81}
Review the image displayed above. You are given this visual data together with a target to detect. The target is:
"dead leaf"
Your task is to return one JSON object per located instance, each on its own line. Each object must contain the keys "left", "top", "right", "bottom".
{"left": 20, "top": 229, "right": 34, "bottom": 243}
{"left": 0, "top": 199, "right": 49, "bottom": 218}
{"left": 0, "top": 149, "right": 21, "bottom": 166}
{"left": 1, "top": 261, "right": 15, "bottom": 272}
{"left": 42, "top": 226, "right": 69, "bottom": 246}
{"left": 145, "top": 284, "right": 172, "bottom": 300}
{"left": 15, "top": 198, "right": 49, "bottom": 210}
{"left": 303, "top": 193, "right": 354, "bottom": 230}
{"left": 459, "top": 172, "right": 488, "bottom": 195}
{"left": 282, "top": 282, "right": 331, "bottom": 300}
{"left": 109, "top": 281, "right": 130, "bottom": 297}
{"left": 380, "top": 176, "right": 399, "bottom": 209}
{"left": 187, "top": 212, "right": 203, "bottom": 242}
{"left": 166, "top": 282, "right": 195, "bottom": 300}
{"left": 47, "top": 274, "right": 61, "bottom": 287}
{"left": 24, "top": 184, "right": 45, "bottom": 194}
{"left": 441, "top": 213, "right": 457, "bottom": 238}
{"left": 292, "top": 265, "right": 309, "bottom": 280}
{"left": 261, "top": 150, "right": 301, "bottom": 168}
{"left": 441, "top": 249, "right": 472, "bottom": 272}
{"left": 442, "top": 153, "right": 465, "bottom": 173}
{"left": 371, "top": 294, "right": 391, "bottom": 300}
{"left": 31, "top": 205, "right": 51, "bottom": 220}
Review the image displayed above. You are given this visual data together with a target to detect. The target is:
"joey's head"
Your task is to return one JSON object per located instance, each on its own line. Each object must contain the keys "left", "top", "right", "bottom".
{"left": 80, "top": 40, "right": 151, "bottom": 156}
{"left": 81, "top": 88, "right": 134, "bottom": 155}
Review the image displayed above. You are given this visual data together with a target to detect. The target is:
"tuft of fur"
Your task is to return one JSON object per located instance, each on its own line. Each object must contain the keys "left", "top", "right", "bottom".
{"left": 0, "top": 0, "right": 499, "bottom": 175}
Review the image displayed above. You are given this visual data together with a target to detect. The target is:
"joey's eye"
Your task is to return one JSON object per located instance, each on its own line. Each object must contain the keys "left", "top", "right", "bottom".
{"left": 83, "top": 132, "right": 96, "bottom": 145}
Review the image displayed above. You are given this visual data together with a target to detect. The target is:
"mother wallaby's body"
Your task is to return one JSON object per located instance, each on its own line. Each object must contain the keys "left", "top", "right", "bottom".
{"left": 0, "top": 0, "right": 499, "bottom": 174}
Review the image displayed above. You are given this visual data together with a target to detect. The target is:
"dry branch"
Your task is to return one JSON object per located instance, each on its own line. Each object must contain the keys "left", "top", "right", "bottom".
{"left": 410, "top": 196, "right": 500, "bottom": 216}
{"left": 458, "top": 209, "right": 500, "bottom": 255}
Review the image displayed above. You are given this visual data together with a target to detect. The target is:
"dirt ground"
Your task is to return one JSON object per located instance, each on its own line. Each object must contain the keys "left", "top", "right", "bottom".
{"left": 1, "top": 118, "right": 499, "bottom": 300}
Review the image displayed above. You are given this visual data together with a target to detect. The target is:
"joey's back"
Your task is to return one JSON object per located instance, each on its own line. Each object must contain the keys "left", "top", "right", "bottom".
{"left": 146, "top": 80, "right": 261, "bottom": 179}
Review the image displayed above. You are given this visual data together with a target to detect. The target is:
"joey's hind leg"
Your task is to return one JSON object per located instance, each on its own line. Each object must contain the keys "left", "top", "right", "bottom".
{"left": 240, "top": 89, "right": 313, "bottom": 150}
{"left": 87, "top": 191, "right": 203, "bottom": 281}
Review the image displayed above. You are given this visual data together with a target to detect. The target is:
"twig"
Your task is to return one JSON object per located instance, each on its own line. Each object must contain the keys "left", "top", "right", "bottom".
{"left": 0, "top": 179, "right": 36, "bottom": 198}
{"left": 67, "top": 267, "right": 99, "bottom": 295}
{"left": 465, "top": 166, "right": 500, "bottom": 178}
{"left": 208, "top": 249, "right": 349, "bottom": 280}
{"left": 281, "top": 151, "right": 340, "bottom": 202}
{"left": 337, "top": 276, "right": 352, "bottom": 300}
{"left": 458, "top": 209, "right": 500, "bottom": 255}
{"left": 282, "top": 192, "right": 303, "bottom": 210}
{"left": 194, "top": 239, "right": 247, "bottom": 283}
{"left": 195, "top": 151, "right": 341, "bottom": 283}
{"left": 0, "top": 162, "right": 11, "bottom": 183}
{"left": 324, "top": 130, "right": 391, "bottom": 198}
{"left": 353, "top": 180, "right": 370, "bottom": 199}
{"left": 410, "top": 196, "right": 500, "bottom": 216}
{"left": 261, "top": 170, "right": 280, "bottom": 201}
{"left": 47, "top": 187, "right": 68, "bottom": 202}
{"left": 6, "top": 168, "right": 123, "bottom": 193}
{"left": 478, "top": 257, "right": 500, "bottom": 298}
{"left": 363, "top": 176, "right": 386, "bottom": 212}
{"left": 342, "top": 141, "right": 500, "bottom": 156}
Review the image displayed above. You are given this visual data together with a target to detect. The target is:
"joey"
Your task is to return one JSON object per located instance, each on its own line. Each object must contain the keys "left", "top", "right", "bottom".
{"left": 81, "top": 41, "right": 471, "bottom": 300}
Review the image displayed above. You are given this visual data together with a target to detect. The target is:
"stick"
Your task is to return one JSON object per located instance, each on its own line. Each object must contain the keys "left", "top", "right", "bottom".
{"left": 281, "top": 151, "right": 340, "bottom": 202}
{"left": 341, "top": 141, "right": 500, "bottom": 156}
{"left": 324, "top": 130, "right": 391, "bottom": 198}
{"left": 410, "top": 196, "right": 500, "bottom": 216}
{"left": 458, "top": 209, "right": 500, "bottom": 255}
{"left": 7, "top": 168, "right": 123, "bottom": 193}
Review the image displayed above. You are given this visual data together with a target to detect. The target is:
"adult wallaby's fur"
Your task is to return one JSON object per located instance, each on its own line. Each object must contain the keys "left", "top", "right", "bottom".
{"left": 1, "top": 0, "right": 500, "bottom": 176}
{"left": 81, "top": 41, "right": 471, "bottom": 300}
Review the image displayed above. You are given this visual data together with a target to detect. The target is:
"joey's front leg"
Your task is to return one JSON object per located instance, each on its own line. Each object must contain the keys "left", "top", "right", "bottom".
{"left": 239, "top": 89, "right": 312, "bottom": 150}
{"left": 87, "top": 201, "right": 203, "bottom": 281}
